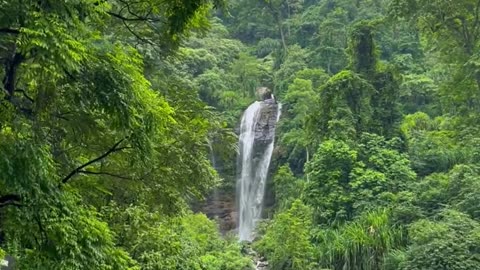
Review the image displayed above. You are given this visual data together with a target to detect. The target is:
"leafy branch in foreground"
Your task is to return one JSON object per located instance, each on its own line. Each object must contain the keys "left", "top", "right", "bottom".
{"left": 60, "top": 138, "right": 129, "bottom": 185}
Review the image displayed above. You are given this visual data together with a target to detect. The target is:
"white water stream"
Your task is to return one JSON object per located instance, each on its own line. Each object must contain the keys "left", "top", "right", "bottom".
{"left": 237, "top": 101, "right": 280, "bottom": 242}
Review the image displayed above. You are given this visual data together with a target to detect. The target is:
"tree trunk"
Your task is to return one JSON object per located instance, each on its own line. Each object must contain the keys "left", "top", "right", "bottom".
{"left": 305, "top": 147, "right": 310, "bottom": 182}
{"left": 278, "top": 18, "right": 288, "bottom": 53}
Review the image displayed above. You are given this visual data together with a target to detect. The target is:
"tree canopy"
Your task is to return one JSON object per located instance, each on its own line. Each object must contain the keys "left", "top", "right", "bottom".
{"left": 1, "top": 0, "right": 480, "bottom": 269}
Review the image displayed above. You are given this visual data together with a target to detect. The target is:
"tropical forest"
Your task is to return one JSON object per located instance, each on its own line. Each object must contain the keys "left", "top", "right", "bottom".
{"left": 0, "top": 0, "right": 479, "bottom": 269}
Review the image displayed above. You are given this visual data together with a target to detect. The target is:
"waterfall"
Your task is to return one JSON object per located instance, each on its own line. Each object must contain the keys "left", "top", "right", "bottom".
{"left": 207, "top": 139, "right": 217, "bottom": 169}
{"left": 237, "top": 100, "right": 280, "bottom": 241}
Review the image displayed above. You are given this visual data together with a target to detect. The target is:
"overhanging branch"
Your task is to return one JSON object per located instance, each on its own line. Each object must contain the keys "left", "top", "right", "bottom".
{"left": 3, "top": 52, "right": 23, "bottom": 98}
{"left": 60, "top": 138, "right": 130, "bottom": 185}
{"left": 107, "top": 11, "right": 162, "bottom": 22}
{"left": 121, "top": 19, "right": 155, "bottom": 47}
{"left": 78, "top": 170, "right": 133, "bottom": 180}
{"left": 0, "top": 28, "right": 20, "bottom": 34}
{"left": 0, "top": 194, "right": 22, "bottom": 208}
{"left": 15, "top": 89, "right": 34, "bottom": 103}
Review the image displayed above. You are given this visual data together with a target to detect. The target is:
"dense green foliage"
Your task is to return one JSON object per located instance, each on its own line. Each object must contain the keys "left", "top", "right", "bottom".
{"left": 102, "top": 204, "right": 251, "bottom": 270}
{"left": 1, "top": 0, "right": 480, "bottom": 269}
{"left": 220, "top": 0, "right": 480, "bottom": 269}
{"left": 0, "top": 0, "right": 251, "bottom": 269}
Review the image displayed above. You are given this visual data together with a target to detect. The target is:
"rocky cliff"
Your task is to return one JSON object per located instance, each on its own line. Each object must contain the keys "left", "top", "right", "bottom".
{"left": 200, "top": 88, "right": 280, "bottom": 235}
{"left": 254, "top": 99, "right": 279, "bottom": 145}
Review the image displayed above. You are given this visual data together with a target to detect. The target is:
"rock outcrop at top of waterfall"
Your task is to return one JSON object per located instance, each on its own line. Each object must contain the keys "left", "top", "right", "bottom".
{"left": 254, "top": 87, "right": 279, "bottom": 144}
{"left": 254, "top": 100, "right": 278, "bottom": 144}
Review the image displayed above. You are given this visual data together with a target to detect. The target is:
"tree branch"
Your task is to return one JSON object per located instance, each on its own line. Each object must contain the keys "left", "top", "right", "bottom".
{"left": 121, "top": 19, "right": 155, "bottom": 47}
{"left": 15, "top": 89, "right": 34, "bottom": 103}
{"left": 3, "top": 51, "right": 23, "bottom": 98}
{"left": 472, "top": 0, "right": 480, "bottom": 40}
{"left": 52, "top": 113, "right": 70, "bottom": 121}
{"left": 114, "top": 0, "right": 164, "bottom": 22}
{"left": 60, "top": 139, "right": 129, "bottom": 185}
{"left": 0, "top": 194, "right": 22, "bottom": 208}
{"left": 78, "top": 170, "right": 133, "bottom": 180}
{"left": 107, "top": 11, "right": 144, "bottom": 21}
{"left": 0, "top": 46, "right": 35, "bottom": 119}
{"left": 107, "top": 11, "right": 162, "bottom": 22}
{"left": 0, "top": 28, "right": 20, "bottom": 34}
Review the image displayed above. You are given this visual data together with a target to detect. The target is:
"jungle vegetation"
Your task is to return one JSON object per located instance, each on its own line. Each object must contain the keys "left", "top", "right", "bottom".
{"left": 0, "top": 0, "right": 479, "bottom": 269}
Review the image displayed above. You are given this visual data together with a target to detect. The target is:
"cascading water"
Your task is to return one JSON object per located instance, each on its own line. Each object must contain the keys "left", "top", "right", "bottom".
{"left": 237, "top": 99, "right": 280, "bottom": 241}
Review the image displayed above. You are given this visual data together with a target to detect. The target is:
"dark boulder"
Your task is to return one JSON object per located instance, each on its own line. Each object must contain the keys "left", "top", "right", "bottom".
{"left": 254, "top": 100, "right": 279, "bottom": 145}
{"left": 256, "top": 87, "right": 273, "bottom": 101}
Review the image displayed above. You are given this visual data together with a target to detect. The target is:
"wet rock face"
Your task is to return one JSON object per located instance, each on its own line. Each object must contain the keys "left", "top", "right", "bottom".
{"left": 199, "top": 191, "right": 238, "bottom": 233}
{"left": 254, "top": 100, "right": 279, "bottom": 145}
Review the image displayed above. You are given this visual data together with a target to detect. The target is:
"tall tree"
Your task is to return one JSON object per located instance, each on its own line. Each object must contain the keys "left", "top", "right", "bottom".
{"left": 0, "top": 0, "right": 230, "bottom": 267}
